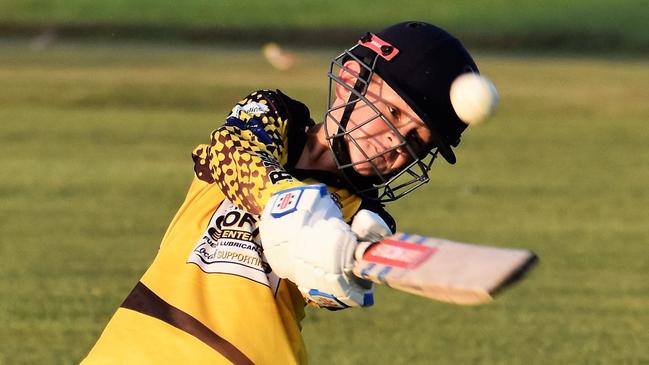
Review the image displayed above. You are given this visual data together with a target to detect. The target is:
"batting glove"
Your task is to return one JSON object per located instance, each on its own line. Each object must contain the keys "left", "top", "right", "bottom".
{"left": 350, "top": 209, "right": 394, "bottom": 260}
{"left": 259, "top": 184, "right": 373, "bottom": 309}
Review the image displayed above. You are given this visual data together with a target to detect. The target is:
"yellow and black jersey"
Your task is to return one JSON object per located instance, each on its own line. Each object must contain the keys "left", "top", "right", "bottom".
{"left": 193, "top": 90, "right": 307, "bottom": 215}
{"left": 81, "top": 90, "right": 395, "bottom": 365}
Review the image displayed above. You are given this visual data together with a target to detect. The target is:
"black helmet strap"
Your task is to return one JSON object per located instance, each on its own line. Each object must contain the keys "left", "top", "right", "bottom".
{"left": 331, "top": 53, "right": 374, "bottom": 168}
{"left": 330, "top": 53, "right": 382, "bottom": 192}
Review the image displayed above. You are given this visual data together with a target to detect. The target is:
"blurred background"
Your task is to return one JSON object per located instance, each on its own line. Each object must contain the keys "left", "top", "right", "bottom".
{"left": 0, "top": 1, "right": 647, "bottom": 364}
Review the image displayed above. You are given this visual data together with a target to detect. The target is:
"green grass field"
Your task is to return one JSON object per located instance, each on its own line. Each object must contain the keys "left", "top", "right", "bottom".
{"left": 0, "top": 41, "right": 648, "bottom": 364}
{"left": 1, "top": 0, "right": 648, "bottom": 48}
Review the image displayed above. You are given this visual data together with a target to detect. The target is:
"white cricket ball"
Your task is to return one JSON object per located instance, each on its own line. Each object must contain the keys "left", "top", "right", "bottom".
{"left": 449, "top": 73, "right": 499, "bottom": 125}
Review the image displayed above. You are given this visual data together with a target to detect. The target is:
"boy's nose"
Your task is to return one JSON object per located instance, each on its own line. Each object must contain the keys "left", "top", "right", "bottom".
{"left": 384, "top": 130, "right": 403, "bottom": 150}
{"left": 392, "top": 124, "right": 413, "bottom": 144}
{"left": 383, "top": 131, "right": 409, "bottom": 158}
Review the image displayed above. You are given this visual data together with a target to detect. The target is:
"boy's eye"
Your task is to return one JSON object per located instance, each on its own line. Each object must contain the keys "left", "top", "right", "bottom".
{"left": 387, "top": 106, "right": 400, "bottom": 118}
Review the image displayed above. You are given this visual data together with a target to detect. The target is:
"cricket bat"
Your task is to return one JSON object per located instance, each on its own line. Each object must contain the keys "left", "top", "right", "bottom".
{"left": 352, "top": 232, "right": 537, "bottom": 305}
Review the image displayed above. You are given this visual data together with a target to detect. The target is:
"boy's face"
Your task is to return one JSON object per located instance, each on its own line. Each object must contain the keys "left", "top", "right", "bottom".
{"left": 328, "top": 63, "right": 433, "bottom": 176}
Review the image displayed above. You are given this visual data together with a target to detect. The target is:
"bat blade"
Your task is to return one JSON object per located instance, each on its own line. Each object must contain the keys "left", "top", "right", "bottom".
{"left": 352, "top": 233, "right": 538, "bottom": 305}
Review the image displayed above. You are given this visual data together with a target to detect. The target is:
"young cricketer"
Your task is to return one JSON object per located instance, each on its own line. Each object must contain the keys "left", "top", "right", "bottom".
{"left": 81, "top": 21, "right": 484, "bottom": 364}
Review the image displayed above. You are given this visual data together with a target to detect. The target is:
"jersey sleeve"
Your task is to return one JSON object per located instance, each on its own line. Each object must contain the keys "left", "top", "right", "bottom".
{"left": 192, "top": 90, "right": 305, "bottom": 215}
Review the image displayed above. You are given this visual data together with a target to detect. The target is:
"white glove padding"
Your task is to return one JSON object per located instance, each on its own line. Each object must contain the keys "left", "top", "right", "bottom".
{"left": 259, "top": 184, "right": 373, "bottom": 309}
{"left": 351, "top": 209, "right": 393, "bottom": 242}
{"left": 351, "top": 209, "right": 394, "bottom": 261}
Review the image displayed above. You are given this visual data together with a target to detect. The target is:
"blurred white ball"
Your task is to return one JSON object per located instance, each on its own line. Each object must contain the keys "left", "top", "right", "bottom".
{"left": 449, "top": 73, "right": 499, "bottom": 125}
{"left": 262, "top": 42, "right": 296, "bottom": 71}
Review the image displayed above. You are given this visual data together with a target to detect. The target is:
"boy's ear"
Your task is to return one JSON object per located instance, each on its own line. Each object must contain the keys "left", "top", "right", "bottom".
{"left": 335, "top": 60, "right": 363, "bottom": 100}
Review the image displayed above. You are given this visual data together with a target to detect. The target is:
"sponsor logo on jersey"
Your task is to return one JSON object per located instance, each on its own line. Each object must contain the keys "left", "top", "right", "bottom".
{"left": 257, "top": 151, "right": 293, "bottom": 184}
{"left": 188, "top": 200, "right": 279, "bottom": 292}
{"left": 229, "top": 101, "right": 269, "bottom": 119}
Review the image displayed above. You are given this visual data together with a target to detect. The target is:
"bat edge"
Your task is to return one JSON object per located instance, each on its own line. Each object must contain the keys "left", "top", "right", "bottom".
{"left": 489, "top": 251, "right": 539, "bottom": 298}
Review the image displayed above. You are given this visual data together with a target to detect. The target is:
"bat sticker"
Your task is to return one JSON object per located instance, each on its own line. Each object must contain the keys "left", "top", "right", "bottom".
{"left": 363, "top": 239, "right": 437, "bottom": 269}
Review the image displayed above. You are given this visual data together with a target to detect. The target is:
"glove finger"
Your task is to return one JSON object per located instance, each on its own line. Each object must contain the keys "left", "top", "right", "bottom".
{"left": 351, "top": 209, "right": 392, "bottom": 242}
